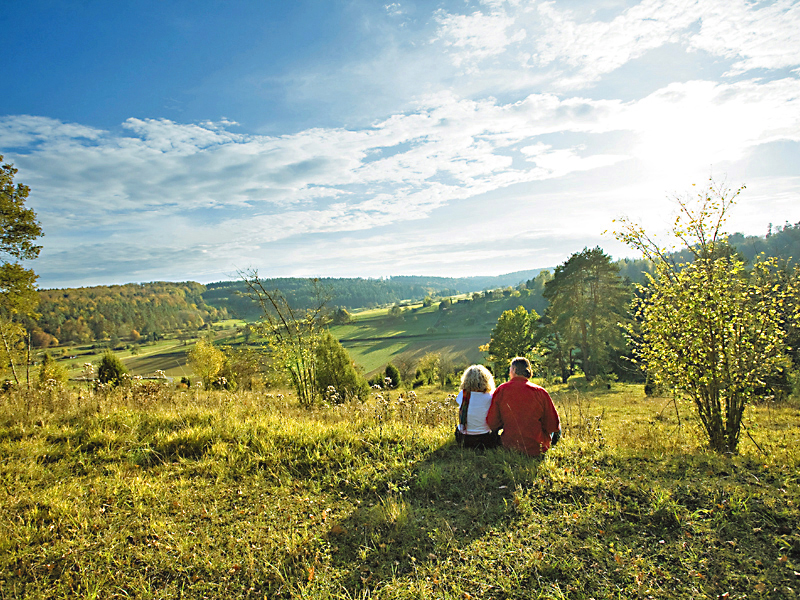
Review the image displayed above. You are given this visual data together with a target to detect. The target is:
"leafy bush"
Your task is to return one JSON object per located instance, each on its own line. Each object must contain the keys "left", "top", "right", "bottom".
{"left": 384, "top": 363, "right": 401, "bottom": 388}
{"left": 37, "top": 353, "right": 68, "bottom": 387}
{"left": 187, "top": 337, "right": 224, "bottom": 388}
{"left": 97, "top": 351, "right": 128, "bottom": 387}
{"left": 315, "top": 331, "right": 369, "bottom": 403}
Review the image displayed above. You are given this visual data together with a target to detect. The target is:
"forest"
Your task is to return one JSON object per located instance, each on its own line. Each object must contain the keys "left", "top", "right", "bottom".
{"left": 201, "top": 269, "right": 549, "bottom": 319}
{"left": 33, "top": 282, "right": 228, "bottom": 346}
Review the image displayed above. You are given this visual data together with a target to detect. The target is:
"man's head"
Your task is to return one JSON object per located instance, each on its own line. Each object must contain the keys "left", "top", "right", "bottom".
{"left": 509, "top": 356, "right": 532, "bottom": 379}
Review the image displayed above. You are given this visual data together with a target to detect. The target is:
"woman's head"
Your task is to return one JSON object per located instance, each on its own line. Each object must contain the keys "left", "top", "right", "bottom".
{"left": 460, "top": 364, "right": 496, "bottom": 393}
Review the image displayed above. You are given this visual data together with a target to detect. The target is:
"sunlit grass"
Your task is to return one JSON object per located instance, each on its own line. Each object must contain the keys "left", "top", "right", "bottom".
{"left": 1, "top": 382, "right": 798, "bottom": 599}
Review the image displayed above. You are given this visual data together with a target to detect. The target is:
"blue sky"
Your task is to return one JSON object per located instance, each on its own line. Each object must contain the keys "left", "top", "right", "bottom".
{"left": 2, "top": 0, "right": 799, "bottom": 288}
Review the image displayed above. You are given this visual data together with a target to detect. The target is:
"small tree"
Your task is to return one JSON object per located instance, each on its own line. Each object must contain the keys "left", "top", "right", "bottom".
{"left": 394, "top": 355, "right": 417, "bottom": 387}
{"left": 188, "top": 337, "right": 225, "bottom": 389}
{"left": 30, "top": 328, "right": 58, "bottom": 348}
{"left": 98, "top": 351, "right": 129, "bottom": 387}
{"left": 219, "top": 346, "right": 268, "bottom": 391}
{"left": 38, "top": 352, "right": 68, "bottom": 387}
{"left": 483, "top": 306, "right": 541, "bottom": 379}
{"left": 438, "top": 354, "right": 455, "bottom": 389}
{"left": 242, "top": 271, "right": 331, "bottom": 407}
{"left": 384, "top": 363, "right": 401, "bottom": 388}
{"left": 615, "top": 179, "right": 798, "bottom": 453}
{"left": 315, "top": 330, "right": 369, "bottom": 403}
{"left": 332, "top": 307, "right": 352, "bottom": 325}
{"left": 109, "top": 332, "right": 121, "bottom": 349}
{"left": 417, "top": 352, "right": 441, "bottom": 385}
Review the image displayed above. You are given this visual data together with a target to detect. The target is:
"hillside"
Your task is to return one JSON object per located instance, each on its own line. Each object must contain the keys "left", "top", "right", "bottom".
{"left": 2, "top": 384, "right": 798, "bottom": 599}
{"left": 333, "top": 284, "right": 550, "bottom": 375}
{"left": 34, "top": 282, "right": 228, "bottom": 346}
{"left": 201, "top": 269, "right": 549, "bottom": 319}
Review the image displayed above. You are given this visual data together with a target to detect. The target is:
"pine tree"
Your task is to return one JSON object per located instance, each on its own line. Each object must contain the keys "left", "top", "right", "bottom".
{"left": 543, "top": 247, "right": 629, "bottom": 382}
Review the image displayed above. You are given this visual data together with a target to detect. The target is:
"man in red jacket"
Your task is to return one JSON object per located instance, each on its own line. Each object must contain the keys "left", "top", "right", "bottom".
{"left": 486, "top": 357, "right": 561, "bottom": 456}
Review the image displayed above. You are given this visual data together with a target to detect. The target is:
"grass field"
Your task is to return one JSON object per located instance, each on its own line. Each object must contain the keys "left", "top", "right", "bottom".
{"left": 44, "top": 322, "right": 248, "bottom": 381}
{"left": 332, "top": 302, "right": 493, "bottom": 374}
{"left": 1, "top": 381, "right": 798, "bottom": 599}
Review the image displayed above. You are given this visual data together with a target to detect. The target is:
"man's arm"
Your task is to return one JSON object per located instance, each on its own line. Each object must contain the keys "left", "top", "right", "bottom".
{"left": 541, "top": 390, "right": 561, "bottom": 435}
{"left": 485, "top": 388, "right": 502, "bottom": 431}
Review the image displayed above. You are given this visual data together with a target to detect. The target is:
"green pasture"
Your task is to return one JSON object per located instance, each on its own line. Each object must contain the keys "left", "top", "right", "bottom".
{"left": 334, "top": 300, "right": 492, "bottom": 374}
{"left": 36, "top": 296, "right": 530, "bottom": 382}
{"left": 44, "top": 321, "right": 248, "bottom": 381}
{"left": 342, "top": 336, "right": 486, "bottom": 375}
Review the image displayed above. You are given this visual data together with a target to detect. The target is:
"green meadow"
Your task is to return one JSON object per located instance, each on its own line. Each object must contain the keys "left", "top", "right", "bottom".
{"left": 1, "top": 381, "right": 798, "bottom": 599}
{"left": 331, "top": 299, "right": 506, "bottom": 375}
{"left": 48, "top": 321, "right": 248, "bottom": 381}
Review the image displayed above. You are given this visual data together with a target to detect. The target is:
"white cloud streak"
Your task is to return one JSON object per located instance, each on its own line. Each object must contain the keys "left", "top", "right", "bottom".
{"left": 688, "top": 0, "right": 800, "bottom": 75}
{"left": 434, "top": 8, "right": 527, "bottom": 70}
{"left": 432, "top": 0, "right": 800, "bottom": 87}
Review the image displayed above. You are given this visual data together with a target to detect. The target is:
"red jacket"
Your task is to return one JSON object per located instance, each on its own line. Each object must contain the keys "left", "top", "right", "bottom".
{"left": 486, "top": 376, "right": 560, "bottom": 456}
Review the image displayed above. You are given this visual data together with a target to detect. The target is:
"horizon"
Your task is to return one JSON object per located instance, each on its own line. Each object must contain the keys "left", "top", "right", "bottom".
{"left": 37, "top": 266, "right": 553, "bottom": 291}
{"left": 2, "top": 0, "right": 799, "bottom": 289}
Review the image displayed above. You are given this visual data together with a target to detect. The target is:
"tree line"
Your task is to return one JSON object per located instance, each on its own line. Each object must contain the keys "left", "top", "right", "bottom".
{"left": 201, "top": 270, "right": 549, "bottom": 318}
{"left": 33, "top": 282, "right": 228, "bottom": 346}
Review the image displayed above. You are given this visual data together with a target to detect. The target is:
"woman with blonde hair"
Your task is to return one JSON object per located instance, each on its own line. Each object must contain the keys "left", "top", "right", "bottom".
{"left": 454, "top": 364, "right": 500, "bottom": 449}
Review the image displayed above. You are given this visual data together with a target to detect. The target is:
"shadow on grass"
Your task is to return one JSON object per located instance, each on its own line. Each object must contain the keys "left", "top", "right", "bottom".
{"left": 276, "top": 438, "right": 546, "bottom": 596}
{"left": 266, "top": 432, "right": 800, "bottom": 598}
{"left": 10, "top": 399, "right": 798, "bottom": 599}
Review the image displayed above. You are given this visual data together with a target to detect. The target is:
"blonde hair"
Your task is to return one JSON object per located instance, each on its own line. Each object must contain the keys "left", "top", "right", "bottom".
{"left": 460, "top": 364, "right": 496, "bottom": 394}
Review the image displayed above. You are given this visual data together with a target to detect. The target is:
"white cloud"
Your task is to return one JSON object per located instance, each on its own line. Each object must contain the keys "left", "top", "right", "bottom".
{"left": 431, "top": 0, "right": 800, "bottom": 90}
{"left": 688, "top": 0, "right": 800, "bottom": 75}
{"left": 533, "top": 0, "right": 698, "bottom": 86}
{"left": 385, "top": 3, "right": 404, "bottom": 18}
{"left": 0, "top": 115, "right": 104, "bottom": 148}
{"left": 434, "top": 8, "right": 527, "bottom": 70}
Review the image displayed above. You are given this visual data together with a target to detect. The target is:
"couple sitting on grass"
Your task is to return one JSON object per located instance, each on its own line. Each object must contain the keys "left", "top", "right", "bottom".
{"left": 454, "top": 356, "right": 561, "bottom": 457}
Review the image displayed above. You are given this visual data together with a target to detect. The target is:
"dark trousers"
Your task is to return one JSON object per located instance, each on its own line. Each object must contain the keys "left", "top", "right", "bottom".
{"left": 454, "top": 427, "right": 501, "bottom": 450}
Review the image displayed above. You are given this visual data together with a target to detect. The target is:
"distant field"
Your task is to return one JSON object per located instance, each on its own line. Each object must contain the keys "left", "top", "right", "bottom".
{"left": 342, "top": 337, "right": 487, "bottom": 375}
{"left": 43, "top": 295, "right": 525, "bottom": 381}
{"left": 123, "top": 344, "right": 193, "bottom": 379}
{"left": 333, "top": 300, "right": 492, "bottom": 374}
{"left": 50, "top": 322, "right": 246, "bottom": 380}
